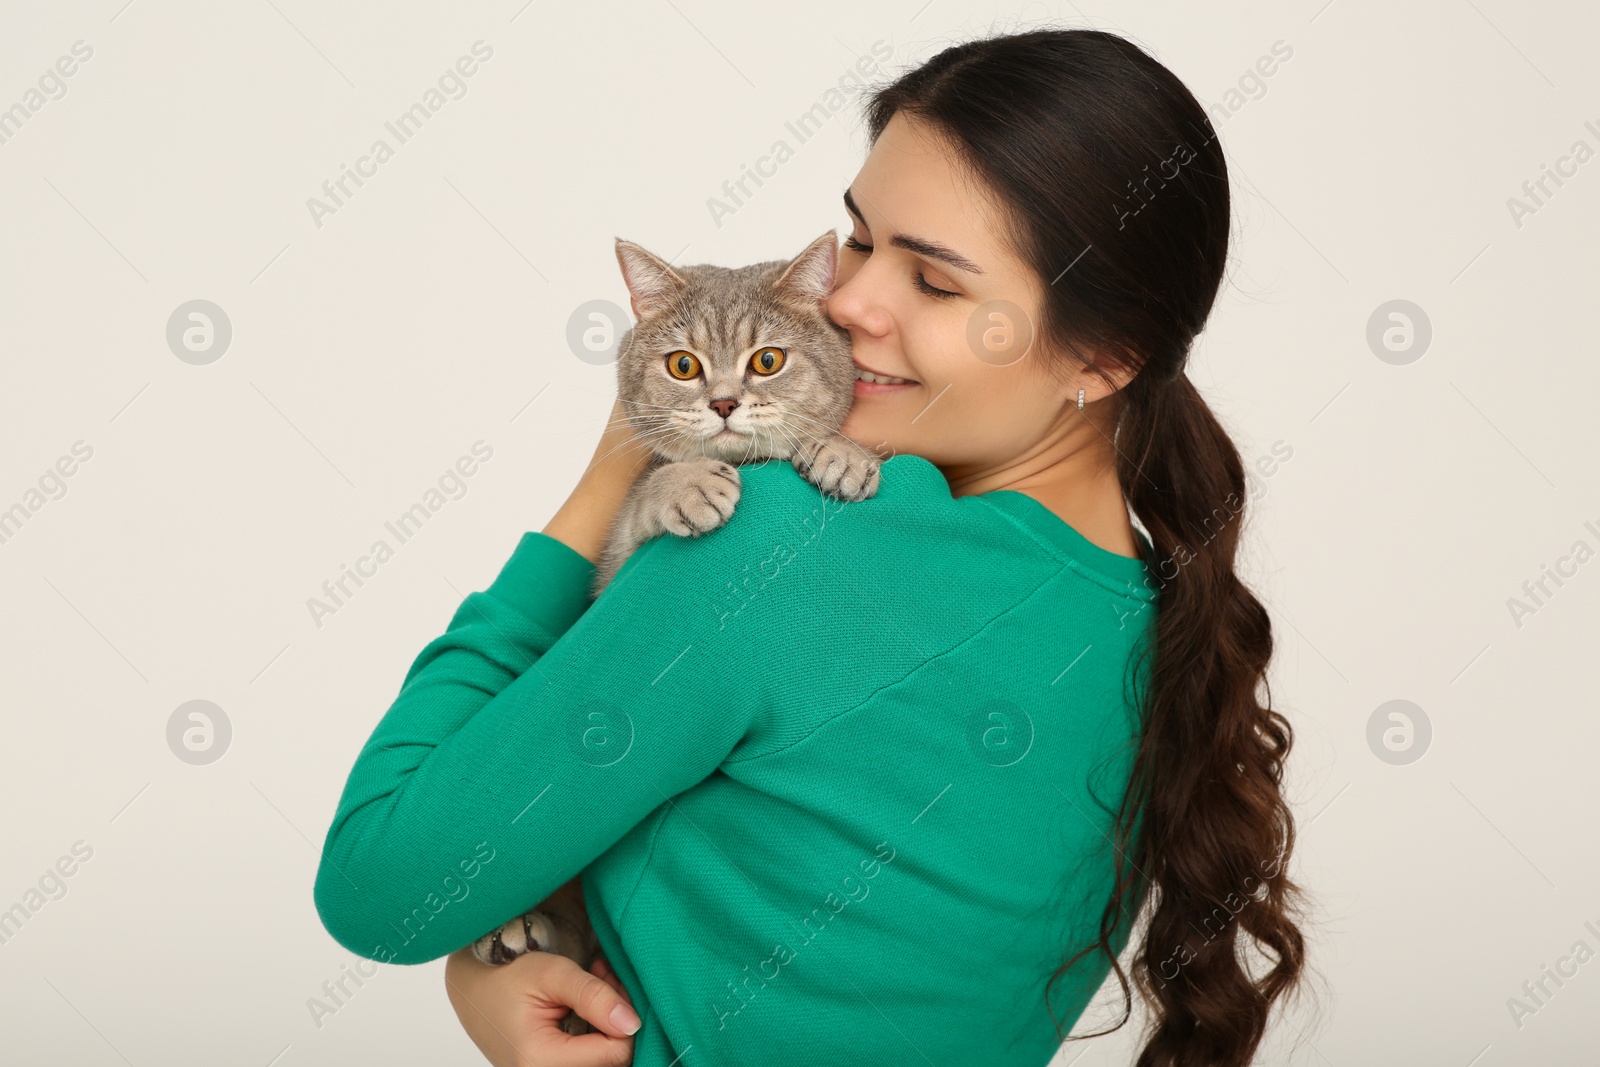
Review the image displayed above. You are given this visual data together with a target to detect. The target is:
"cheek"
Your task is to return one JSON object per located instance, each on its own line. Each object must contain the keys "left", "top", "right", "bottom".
{"left": 952, "top": 367, "right": 1031, "bottom": 422}
{"left": 937, "top": 355, "right": 1062, "bottom": 441}
{"left": 904, "top": 310, "right": 987, "bottom": 392}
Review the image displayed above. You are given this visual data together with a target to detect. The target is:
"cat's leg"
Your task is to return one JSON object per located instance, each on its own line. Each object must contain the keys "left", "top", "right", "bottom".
{"left": 633, "top": 458, "right": 741, "bottom": 539}
{"left": 469, "top": 908, "right": 600, "bottom": 967}
{"left": 589, "top": 459, "right": 740, "bottom": 598}
{"left": 590, "top": 468, "right": 659, "bottom": 599}
{"left": 590, "top": 544, "right": 623, "bottom": 599}
{"left": 792, "top": 434, "right": 881, "bottom": 502}
{"left": 471, "top": 909, "right": 563, "bottom": 965}
{"left": 470, "top": 903, "right": 601, "bottom": 1035}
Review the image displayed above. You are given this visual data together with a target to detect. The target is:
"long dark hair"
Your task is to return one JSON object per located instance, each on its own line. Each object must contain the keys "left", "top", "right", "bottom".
{"left": 864, "top": 28, "right": 1313, "bottom": 1065}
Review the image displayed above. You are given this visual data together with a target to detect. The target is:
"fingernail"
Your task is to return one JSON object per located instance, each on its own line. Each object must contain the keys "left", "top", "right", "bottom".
{"left": 609, "top": 1003, "right": 641, "bottom": 1035}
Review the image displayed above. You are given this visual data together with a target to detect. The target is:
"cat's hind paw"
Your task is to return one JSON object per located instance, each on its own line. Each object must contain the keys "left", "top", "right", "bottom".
{"left": 470, "top": 911, "right": 558, "bottom": 966}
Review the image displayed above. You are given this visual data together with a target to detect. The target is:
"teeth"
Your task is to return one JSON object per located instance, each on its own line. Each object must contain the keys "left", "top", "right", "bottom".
{"left": 855, "top": 368, "right": 912, "bottom": 384}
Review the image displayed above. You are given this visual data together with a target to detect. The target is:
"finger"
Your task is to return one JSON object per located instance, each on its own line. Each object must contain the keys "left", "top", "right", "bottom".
{"left": 480, "top": 954, "right": 635, "bottom": 1067}
{"left": 591, "top": 958, "right": 617, "bottom": 988}
{"left": 589, "top": 957, "right": 634, "bottom": 1008}
{"left": 547, "top": 955, "right": 642, "bottom": 1038}
{"left": 540, "top": 1028, "right": 635, "bottom": 1067}
{"left": 512, "top": 1026, "right": 634, "bottom": 1067}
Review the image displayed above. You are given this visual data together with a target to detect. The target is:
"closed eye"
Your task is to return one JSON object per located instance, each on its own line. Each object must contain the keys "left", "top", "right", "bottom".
{"left": 842, "top": 234, "right": 959, "bottom": 300}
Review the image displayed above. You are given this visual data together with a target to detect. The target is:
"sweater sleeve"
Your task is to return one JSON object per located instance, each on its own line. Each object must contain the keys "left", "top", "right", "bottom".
{"left": 312, "top": 524, "right": 766, "bottom": 965}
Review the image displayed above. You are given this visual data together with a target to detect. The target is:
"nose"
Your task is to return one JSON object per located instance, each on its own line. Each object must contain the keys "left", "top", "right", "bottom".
{"left": 826, "top": 266, "right": 890, "bottom": 337}
{"left": 709, "top": 397, "right": 739, "bottom": 419}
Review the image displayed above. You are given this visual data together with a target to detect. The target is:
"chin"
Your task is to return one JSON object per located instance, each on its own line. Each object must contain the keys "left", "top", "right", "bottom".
{"left": 698, "top": 430, "right": 773, "bottom": 463}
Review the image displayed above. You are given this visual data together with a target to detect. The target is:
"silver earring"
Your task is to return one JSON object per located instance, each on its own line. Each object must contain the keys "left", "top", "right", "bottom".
{"left": 1077, "top": 388, "right": 1086, "bottom": 411}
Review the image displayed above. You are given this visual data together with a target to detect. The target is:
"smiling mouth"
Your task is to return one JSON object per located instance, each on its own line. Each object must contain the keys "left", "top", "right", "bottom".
{"left": 853, "top": 365, "right": 917, "bottom": 385}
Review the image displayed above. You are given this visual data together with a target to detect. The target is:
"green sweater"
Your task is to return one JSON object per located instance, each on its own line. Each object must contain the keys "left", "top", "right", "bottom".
{"left": 314, "top": 452, "right": 1159, "bottom": 1066}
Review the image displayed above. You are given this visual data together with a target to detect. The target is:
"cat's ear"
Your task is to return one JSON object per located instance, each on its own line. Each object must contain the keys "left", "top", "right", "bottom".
{"left": 615, "top": 238, "right": 689, "bottom": 320}
{"left": 773, "top": 230, "right": 840, "bottom": 305}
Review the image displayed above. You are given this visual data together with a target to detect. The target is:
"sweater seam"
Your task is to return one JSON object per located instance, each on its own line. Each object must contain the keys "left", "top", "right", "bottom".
{"left": 725, "top": 565, "right": 1079, "bottom": 766}
{"left": 614, "top": 805, "right": 672, "bottom": 927}
{"left": 972, "top": 496, "right": 1157, "bottom": 603}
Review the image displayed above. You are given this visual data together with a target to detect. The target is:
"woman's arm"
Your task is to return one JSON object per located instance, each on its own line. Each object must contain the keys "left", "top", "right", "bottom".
{"left": 431, "top": 401, "right": 650, "bottom": 1066}
{"left": 527, "top": 401, "right": 650, "bottom": 952}
{"left": 542, "top": 397, "right": 655, "bottom": 564}
{"left": 311, "top": 400, "right": 775, "bottom": 964}
{"left": 312, "top": 399, "right": 648, "bottom": 957}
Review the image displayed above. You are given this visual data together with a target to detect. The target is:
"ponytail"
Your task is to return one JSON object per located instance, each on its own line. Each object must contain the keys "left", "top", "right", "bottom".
{"left": 1047, "top": 369, "right": 1310, "bottom": 1063}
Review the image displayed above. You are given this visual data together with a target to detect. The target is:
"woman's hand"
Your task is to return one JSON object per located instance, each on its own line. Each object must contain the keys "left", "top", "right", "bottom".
{"left": 542, "top": 397, "right": 655, "bottom": 565}
{"left": 444, "top": 945, "right": 640, "bottom": 1067}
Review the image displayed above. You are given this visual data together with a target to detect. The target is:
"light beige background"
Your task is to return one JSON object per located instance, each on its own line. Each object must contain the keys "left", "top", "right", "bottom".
{"left": 1, "top": 0, "right": 1596, "bottom": 1063}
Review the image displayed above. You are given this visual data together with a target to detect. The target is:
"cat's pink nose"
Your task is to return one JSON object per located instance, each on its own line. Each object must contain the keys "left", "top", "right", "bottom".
{"left": 709, "top": 397, "right": 739, "bottom": 419}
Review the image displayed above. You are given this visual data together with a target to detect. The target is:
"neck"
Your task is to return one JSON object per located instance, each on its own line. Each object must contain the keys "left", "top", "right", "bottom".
{"left": 941, "top": 400, "right": 1138, "bottom": 559}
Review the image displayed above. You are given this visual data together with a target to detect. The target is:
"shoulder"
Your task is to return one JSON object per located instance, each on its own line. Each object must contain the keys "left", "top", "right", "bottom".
{"left": 698, "top": 452, "right": 984, "bottom": 574}
{"left": 602, "top": 454, "right": 957, "bottom": 613}
{"left": 724, "top": 451, "right": 975, "bottom": 542}
{"left": 613, "top": 451, "right": 1057, "bottom": 581}
{"left": 601, "top": 457, "right": 849, "bottom": 610}
{"left": 607, "top": 452, "right": 1062, "bottom": 629}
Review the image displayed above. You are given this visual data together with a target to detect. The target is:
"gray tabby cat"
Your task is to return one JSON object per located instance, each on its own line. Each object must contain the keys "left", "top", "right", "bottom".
{"left": 467, "top": 230, "right": 881, "bottom": 1032}
{"left": 588, "top": 228, "right": 882, "bottom": 597}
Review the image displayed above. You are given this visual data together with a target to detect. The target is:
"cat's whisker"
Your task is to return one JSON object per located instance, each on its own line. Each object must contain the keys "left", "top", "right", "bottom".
{"left": 772, "top": 410, "right": 842, "bottom": 443}
{"left": 768, "top": 423, "right": 803, "bottom": 458}
{"left": 546, "top": 410, "right": 676, "bottom": 444}
{"left": 771, "top": 429, "right": 820, "bottom": 464}
{"left": 589, "top": 427, "right": 685, "bottom": 466}
{"left": 564, "top": 423, "right": 664, "bottom": 446}
{"left": 616, "top": 401, "right": 689, "bottom": 414}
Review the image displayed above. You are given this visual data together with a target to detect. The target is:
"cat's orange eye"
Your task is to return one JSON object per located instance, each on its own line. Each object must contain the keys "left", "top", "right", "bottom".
{"left": 665, "top": 351, "right": 701, "bottom": 380}
{"left": 749, "top": 347, "right": 786, "bottom": 375}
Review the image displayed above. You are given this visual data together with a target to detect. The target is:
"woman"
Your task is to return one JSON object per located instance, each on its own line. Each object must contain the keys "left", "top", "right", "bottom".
{"left": 315, "top": 26, "right": 1311, "bottom": 1067}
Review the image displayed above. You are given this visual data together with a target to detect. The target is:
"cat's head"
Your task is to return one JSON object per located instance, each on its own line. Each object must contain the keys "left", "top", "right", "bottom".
{"left": 611, "top": 231, "right": 856, "bottom": 464}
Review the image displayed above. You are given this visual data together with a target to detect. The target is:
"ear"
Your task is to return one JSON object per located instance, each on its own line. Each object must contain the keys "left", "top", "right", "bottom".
{"left": 773, "top": 229, "right": 839, "bottom": 305}
{"left": 615, "top": 238, "right": 689, "bottom": 319}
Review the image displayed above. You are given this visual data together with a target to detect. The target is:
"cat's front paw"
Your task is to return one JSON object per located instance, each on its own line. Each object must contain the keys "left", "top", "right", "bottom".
{"left": 793, "top": 435, "right": 881, "bottom": 502}
{"left": 471, "top": 911, "right": 558, "bottom": 966}
{"left": 644, "top": 459, "right": 742, "bottom": 537}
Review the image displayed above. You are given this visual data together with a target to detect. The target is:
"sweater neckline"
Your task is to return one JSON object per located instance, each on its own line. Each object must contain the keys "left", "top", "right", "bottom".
{"left": 983, "top": 487, "right": 1155, "bottom": 588}
{"left": 882, "top": 454, "right": 1156, "bottom": 592}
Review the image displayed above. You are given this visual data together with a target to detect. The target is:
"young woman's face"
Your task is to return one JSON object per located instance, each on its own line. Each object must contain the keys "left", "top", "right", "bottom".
{"left": 829, "top": 111, "right": 1080, "bottom": 472}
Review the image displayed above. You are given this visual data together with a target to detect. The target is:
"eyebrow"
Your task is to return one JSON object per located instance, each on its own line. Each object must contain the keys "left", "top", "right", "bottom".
{"left": 842, "top": 186, "right": 986, "bottom": 276}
